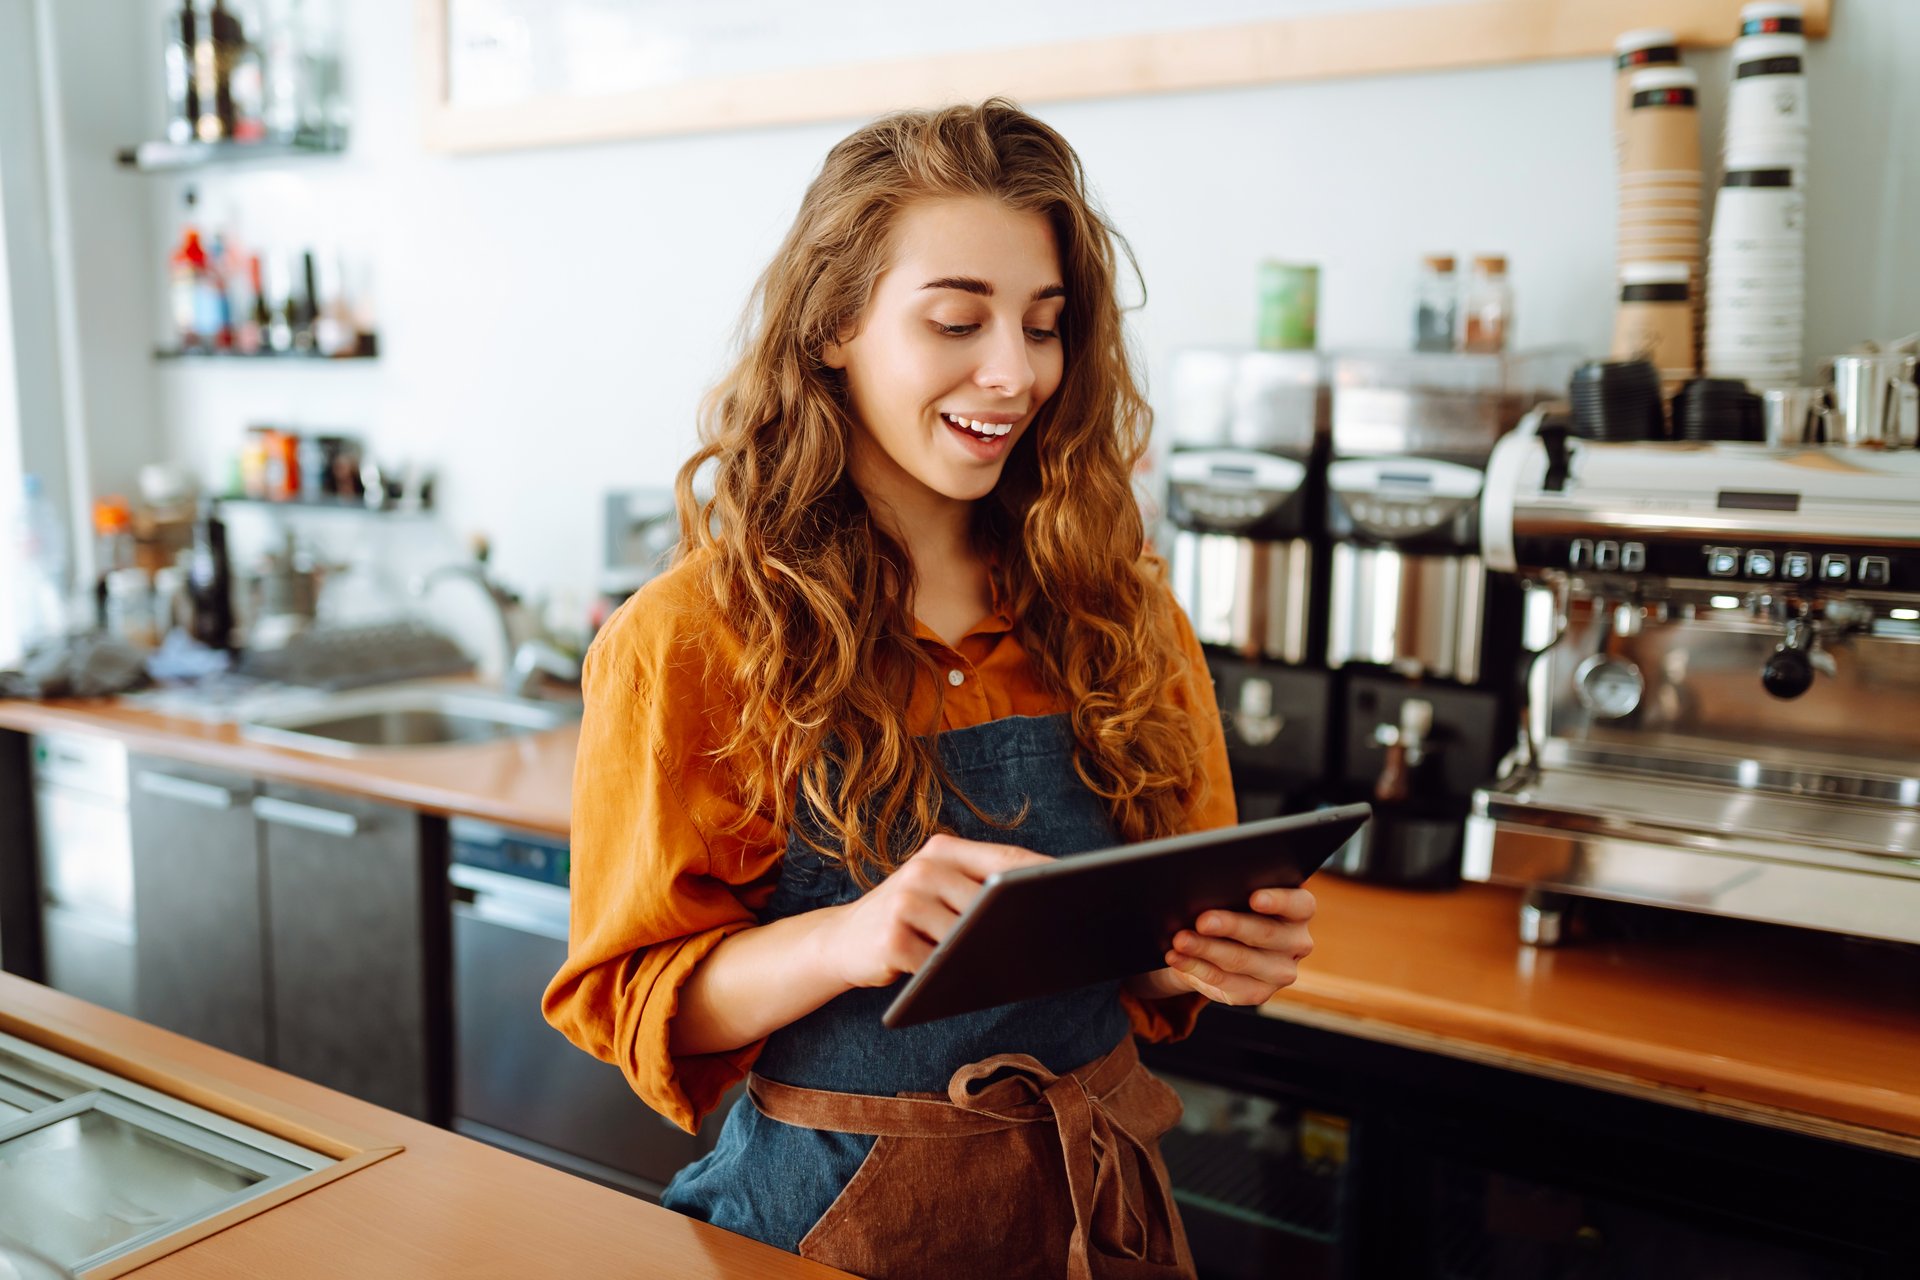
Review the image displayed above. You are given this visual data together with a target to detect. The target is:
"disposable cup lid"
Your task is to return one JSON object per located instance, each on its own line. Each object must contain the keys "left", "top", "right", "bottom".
{"left": 1621, "top": 262, "right": 1694, "bottom": 285}
{"left": 1630, "top": 66, "right": 1699, "bottom": 92}
{"left": 1733, "top": 32, "right": 1808, "bottom": 59}
{"left": 1615, "top": 27, "right": 1678, "bottom": 52}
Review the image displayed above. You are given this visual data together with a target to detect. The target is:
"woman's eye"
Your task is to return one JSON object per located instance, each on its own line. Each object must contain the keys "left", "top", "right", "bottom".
{"left": 934, "top": 323, "right": 978, "bottom": 336}
{"left": 1025, "top": 327, "right": 1060, "bottom": 342}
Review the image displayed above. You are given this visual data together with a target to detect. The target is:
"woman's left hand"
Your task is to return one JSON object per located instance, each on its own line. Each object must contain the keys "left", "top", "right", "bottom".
{"left": 1129, "top": 887, "right": 1317, "bottom": 1006}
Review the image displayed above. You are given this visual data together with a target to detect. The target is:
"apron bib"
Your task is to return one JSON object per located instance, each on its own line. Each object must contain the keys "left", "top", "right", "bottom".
{"left": 662, "top": 713, "right": 1194, "bottom": 1278}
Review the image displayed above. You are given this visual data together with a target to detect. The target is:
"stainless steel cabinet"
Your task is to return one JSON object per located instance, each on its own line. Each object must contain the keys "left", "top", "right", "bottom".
{"left": 258, "top": 782, "right": 444, "bottom": 1121}
{"left": 33, "top": 735, "right": 137, "bottom": 1017}
{"left": 124, "top": 760, "right": 444, "bottom": 1121}
{"left": 449, "top": 819, "right": 733, "bottom": 1198}
{"left": 128, "top": 755, "right": 267, "bottom": 1060}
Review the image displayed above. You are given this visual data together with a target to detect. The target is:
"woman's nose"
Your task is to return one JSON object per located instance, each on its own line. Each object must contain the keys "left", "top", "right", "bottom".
{"left": 973, "top": 323, "right": 1037, "bottom": 398}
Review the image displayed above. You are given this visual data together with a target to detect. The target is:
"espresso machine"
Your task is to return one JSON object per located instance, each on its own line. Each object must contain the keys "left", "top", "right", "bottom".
{"left": 1320, "top": 352, "right": 1573, "bottom": 885}
{"left": 1165, "top": 348, "right": 1332, "bottom": 821}
{"left": 1469, "top": 409, "right": 1920, "bottom": 945}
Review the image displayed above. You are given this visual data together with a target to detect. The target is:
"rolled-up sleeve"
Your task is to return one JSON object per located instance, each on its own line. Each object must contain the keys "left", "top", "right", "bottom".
{"left": 541, "top": 591, "right": 781, "bottom": 1135}
{"left": 1119, "top": 583, "right": 1238, "bottom": 1045}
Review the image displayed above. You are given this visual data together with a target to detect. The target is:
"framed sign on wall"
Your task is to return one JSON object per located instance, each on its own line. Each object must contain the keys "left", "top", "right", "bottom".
{"left": 416, "top": 0, "right": 1832, "bottom": 154}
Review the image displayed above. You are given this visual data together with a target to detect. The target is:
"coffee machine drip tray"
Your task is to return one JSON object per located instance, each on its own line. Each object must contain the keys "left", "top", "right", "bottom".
{"left": 1467, "top": 764, "right": 1920, "bottom": 946}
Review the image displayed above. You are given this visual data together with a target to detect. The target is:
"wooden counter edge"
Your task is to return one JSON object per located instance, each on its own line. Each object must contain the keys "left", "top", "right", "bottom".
{"left": 1, "top": 974, "right": 856, "bottom": 1279}
{"left": 0, "top": 695, "right": 573, "bottom": 838}
{"left": 1267, "top": 983, "right": 1920, "bottom": 1159}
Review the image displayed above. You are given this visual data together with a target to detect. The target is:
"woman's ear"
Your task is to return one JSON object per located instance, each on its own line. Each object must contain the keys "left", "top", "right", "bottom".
{"left": 821, "top": 339, "right": 847, "bottom": 370}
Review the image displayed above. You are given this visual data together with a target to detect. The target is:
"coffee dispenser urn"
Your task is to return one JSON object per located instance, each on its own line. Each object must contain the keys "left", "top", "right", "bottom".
{"left": 1321, "top": 351, "right": 1573, "bottom": 886}
{"left": 1165, "top": 348, "right": 1332, "bottom": 822}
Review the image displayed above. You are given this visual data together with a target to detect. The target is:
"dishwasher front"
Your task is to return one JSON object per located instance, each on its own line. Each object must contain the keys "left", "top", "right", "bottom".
{"left": 447, "top": 818, "right": 735, "bottom": 1199}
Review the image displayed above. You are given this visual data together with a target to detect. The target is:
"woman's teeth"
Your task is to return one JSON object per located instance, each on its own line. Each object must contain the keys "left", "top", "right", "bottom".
{"left": 943, "top": 413, "right": 1013, "bottom": 438}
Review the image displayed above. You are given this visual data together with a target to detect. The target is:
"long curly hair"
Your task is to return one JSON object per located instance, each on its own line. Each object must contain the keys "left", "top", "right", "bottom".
{"left": 675, "top": 98, "right": 1207, "bottom": 888}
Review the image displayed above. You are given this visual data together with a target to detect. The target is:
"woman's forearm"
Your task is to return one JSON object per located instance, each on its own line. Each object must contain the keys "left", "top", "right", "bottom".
{"left": 667, "top": 903, "right": 855, "bottom": 1056}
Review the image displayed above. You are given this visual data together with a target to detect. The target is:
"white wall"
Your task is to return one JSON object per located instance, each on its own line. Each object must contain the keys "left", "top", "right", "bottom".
{"left": 44, "top": 0, "right": 1917, "bottom": 616}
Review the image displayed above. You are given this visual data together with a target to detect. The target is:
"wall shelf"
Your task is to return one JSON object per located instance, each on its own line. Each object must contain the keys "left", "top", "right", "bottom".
{"left": 154, "top": 345, "right": 377, "bottom": 362}
{"left": 217, "top": 495, "right": 432, "bottom": 516}
{"left": 116, "top": 136, "right": 346, "bottom": 172}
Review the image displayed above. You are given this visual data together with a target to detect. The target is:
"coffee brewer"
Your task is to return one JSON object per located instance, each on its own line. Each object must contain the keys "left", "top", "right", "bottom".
{"left": 1165, "top": 349, "right": 1331, "bottom": 822}
{"left": 1321, "top": 352, "right": 1573, "bottom": 886}
{"left": 1470, "top": 409, "right": 1920, "bottom": 945}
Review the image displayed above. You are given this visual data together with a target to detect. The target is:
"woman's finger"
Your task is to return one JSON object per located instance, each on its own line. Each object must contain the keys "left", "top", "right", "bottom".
{"left": 1172, "top": 931, "right": 1301, "bottom": 986}
{"left": 1248, "top": 886, "right": 1316, "bottom": 920}
{"left": 1187, "top": 910, "right": 1313, "bottom": 959}
{"left": 1164, "top": 950, "right": 1290, "bottom": 1005}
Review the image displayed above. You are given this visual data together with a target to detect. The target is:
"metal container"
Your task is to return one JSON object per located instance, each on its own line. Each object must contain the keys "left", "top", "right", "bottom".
{"left": 1828, "top": 351, "right": 1919, "bottom": 448}
{"left": 1170, "top": 531, "right": 1312, "bottom": 665}
{"left": 1170, "top": 348, "right": 1324, "bottom": 454}
{"left": 1329, "top": 349, "right": 1575, "bottom": 461}
{"left": 1327, "top": 545, "right": 1485, "bottom": 682}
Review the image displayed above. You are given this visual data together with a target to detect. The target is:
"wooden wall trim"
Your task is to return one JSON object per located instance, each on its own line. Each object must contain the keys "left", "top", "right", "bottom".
{"left": 417, "top": 0, "right": 1834, "bottom": 154}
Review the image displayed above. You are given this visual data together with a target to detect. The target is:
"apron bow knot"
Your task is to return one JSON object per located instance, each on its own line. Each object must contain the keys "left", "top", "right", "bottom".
{"left": 949, "top": 1053, "right": 1179, "bottom": 1280}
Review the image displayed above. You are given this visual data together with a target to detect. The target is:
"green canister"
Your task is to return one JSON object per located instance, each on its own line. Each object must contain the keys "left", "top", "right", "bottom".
{"left": 1257, "top": 260, "right": 1319, "bottom": 350}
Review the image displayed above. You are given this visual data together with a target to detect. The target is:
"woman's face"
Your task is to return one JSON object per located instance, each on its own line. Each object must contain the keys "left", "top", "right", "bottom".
{"left": 825, "top": 196, "right": 1066, "bottom": 520}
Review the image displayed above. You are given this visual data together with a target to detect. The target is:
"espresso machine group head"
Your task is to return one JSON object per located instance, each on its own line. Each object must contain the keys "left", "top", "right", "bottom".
{"left": 1471, "top": 407, "right": 1920, "bottom": 945}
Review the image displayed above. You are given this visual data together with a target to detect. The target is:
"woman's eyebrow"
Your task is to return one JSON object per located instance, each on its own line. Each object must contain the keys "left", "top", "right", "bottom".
{"left": 918, "top": 276, "right": 1066, "bottom": 302}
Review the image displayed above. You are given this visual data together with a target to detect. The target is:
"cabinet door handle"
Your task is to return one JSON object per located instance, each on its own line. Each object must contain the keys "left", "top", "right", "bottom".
{"left": 135, "top": 769, "right": 240, "bottom": 811}
{"left": 252, "top": 795, "right": 361, "bottom": 838}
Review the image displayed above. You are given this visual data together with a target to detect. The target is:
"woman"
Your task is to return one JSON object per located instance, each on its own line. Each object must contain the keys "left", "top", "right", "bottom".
{"left": 544, "top": 99, "right": 1316, "bottom": 1279}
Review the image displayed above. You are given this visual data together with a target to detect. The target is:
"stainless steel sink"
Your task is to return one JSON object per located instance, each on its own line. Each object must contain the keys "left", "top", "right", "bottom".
{"left": 239, "top": 683, "right": 580, "bottom": 758}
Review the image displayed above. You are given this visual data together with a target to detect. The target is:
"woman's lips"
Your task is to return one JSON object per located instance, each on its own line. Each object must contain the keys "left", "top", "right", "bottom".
{"left": 942, "top": 412, "right": 1015, "bottom": 458}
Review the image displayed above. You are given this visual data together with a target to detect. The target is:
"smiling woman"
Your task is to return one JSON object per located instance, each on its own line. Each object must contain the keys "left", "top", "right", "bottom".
{"left": 542, "top": 98, "right": 1319, "bottom": 1279}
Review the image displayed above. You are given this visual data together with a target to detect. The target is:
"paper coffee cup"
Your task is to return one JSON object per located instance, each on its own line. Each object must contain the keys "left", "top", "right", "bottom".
{"left": 1622, "top": 67, "right": 1702, "bottom": 177}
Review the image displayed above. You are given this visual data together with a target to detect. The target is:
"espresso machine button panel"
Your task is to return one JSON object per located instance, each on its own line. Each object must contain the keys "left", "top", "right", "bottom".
{"left": 1513, "top": 536, "right": 1920, "bottom": 593}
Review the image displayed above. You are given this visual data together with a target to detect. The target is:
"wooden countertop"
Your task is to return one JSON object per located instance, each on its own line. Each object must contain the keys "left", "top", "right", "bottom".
{"left": 0, "top": 686, "right": 575, "bottom": 837}
{"left": 6, "top": 693, "right": 1919, "bottom": 1157}
{"left": 1273, "top": 877, "right": 1920, "bottom": 1155}
{"left": 0, "top": 972, "right": 849, "bottom": 1279}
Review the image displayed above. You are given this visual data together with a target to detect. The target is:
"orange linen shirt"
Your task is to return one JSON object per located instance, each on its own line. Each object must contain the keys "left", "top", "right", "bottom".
{"left": 542, "top": 548, "right": 1238, "bottom": 1135}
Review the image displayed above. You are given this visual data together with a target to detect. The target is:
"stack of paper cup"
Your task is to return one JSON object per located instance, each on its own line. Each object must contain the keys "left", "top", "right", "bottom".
{"left": 1705, "top": 2, "right": 1809, "bottom": 386}
{"left": 1613, "top": 28, "right": 1681, "bottom": 153}
{"left": 1618, "top": 65, "right": 1703, "bottom": 384}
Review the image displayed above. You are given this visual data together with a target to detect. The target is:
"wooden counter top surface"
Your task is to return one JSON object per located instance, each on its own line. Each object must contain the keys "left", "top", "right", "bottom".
{"left": 1273, "top": 877, "right": 1920, "bottom": 1154}
{"left": 5, "top": 694, "right": 1918, "bottom": 1156}
{"left": 0, "top": 687, "right": 575, "bottom": 836}
{"left": 0, "top": 973, "right": 849, "bottom": 1279}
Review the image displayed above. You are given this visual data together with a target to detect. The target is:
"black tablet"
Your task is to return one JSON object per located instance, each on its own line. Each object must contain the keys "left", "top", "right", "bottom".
{"left": 880, "top": 803, "right": 1370, "bottom": 1029}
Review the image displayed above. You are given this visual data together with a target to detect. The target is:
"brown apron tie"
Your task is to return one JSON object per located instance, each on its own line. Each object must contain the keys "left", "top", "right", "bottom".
{"left": 749, "top": 1035, "right": 1182, "bottom": 1280}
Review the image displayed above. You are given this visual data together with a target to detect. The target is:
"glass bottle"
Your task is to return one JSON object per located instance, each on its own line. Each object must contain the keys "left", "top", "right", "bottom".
{"left": 1413, "top": 254, "right": 1457, "bottom": 352}
{"left": 163, "top": 3, "right": 200, "bottom": 145}
{"left": 1461, "top": 254, "right": 1512, "bottom": 354}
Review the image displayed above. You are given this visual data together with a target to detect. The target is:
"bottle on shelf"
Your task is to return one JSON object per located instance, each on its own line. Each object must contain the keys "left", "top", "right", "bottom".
{"left": 1461, "top": 254, "right": 1512, "bottom": 354}
{"left": 263, "top": 252, "right": 295, "bottom": 352}
{"left": 193, "top": 0, "right": 244, "bottom": 143}
{"left": 1413, "top": 254, "right": 1458, "bottom": 353}
{"left": 168, "top": 205, "right": 211, "bottom": 351}
{"left": 227, "top": 0, "right": 267, "bottom": 143}
{"left": 163, "top": 3, "right": 200, "bottom": 146}
{"left": 201, "top": 233, "right": 235, "bottom": 350}
{"left": 242, "top": 253, "right": 270, "bottom": 354}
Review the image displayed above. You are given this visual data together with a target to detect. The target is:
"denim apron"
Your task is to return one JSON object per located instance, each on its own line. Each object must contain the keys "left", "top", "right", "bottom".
{"left": 662, "top": 713, "right": 1192, "bottom": 1278}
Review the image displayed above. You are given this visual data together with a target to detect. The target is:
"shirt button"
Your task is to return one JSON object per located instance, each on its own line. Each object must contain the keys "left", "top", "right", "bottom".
{"left": 947, "top": 668, "right": 965, "bottom": 687}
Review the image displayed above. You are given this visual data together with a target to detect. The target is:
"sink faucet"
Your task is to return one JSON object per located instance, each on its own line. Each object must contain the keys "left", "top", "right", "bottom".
{"left": 412, "top": 552, "right": 580, "bottom": 699}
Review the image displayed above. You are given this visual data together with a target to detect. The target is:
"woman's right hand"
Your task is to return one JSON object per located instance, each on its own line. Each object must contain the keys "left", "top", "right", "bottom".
{"left": 814, "top": 833, "right": 1053, "bottom": 991}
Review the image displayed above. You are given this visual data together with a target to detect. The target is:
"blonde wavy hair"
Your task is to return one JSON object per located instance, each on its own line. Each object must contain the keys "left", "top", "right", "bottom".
{"left": 675, "top": 98, "right": 1207, "bottom": 888}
